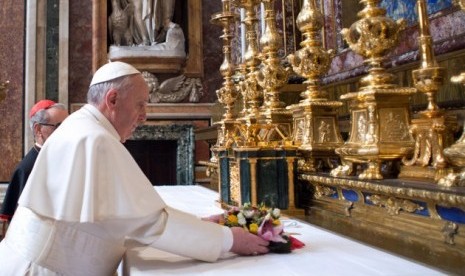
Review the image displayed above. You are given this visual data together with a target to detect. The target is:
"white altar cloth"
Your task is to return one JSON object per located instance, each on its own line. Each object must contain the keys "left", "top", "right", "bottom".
{"left": 121, "top": 185, "right": 446, "bottom": 276}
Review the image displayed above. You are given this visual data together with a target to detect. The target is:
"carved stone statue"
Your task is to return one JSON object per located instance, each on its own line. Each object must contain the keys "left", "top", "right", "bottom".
{"left": 108, "top": 0, "right": 185, "bottom": 59}
{"left": 144, "top": 0, "right": 175, "bottom": 44}
{"left": 108, "top": 0, "right": 134, "bottom": 46}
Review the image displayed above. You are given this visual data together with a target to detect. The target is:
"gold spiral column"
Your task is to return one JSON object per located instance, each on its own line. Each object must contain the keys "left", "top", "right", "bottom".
{"left": 287, "top": 0, "right": 343, "bottom": 172}
{"left": 399, "top": 0, "right": 458, "bottom": 182}
{"left": 330, "top": 0, "right": 416, "bottom": 180}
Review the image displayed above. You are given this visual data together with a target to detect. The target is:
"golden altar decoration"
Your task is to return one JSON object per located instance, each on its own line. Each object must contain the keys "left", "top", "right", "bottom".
{"left": 330, "top": 0, "right": 416, "bottom": 180}
{"left": 199, "top": 0, "right": 465, "bottom": 273}
{"left": 437, "top": 0, "right": 465, "bottom": 187}
{"left": 208, "top": 0, "right": 300, "bottom": 215}
{"left": 287, "top": 0, "right": 344, "bottom": 173}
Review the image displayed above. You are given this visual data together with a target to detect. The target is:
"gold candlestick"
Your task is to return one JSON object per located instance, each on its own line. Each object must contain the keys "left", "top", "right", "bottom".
{"left": 257, "top": 0, "right": 290, "bottom": 114}
{"left": 331, "top": 0, "right": 416, "bottom": 180}
{"left": 211, "top": 0, "right": 239, "bottom": 122}
{"left": 287, "top": 0, "right": 343, "bottom": 172}
{"left": 399, "top": 0, "right": 458, "bottom": 182}
{"left": 231, "top": 0, "right": 263, "bottom": 121}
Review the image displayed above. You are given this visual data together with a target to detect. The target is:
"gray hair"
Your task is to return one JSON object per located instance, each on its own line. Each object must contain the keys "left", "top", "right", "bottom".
{"left": 29, "top": 103, "right": 67, "bottom": 131}
{"left": 87, "top": 74, "right": 136, "bottom": 106}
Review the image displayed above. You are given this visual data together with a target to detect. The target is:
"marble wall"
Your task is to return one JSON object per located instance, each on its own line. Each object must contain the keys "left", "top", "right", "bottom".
{"left": 0, "top": 1, "right": 25, "bottom": 181}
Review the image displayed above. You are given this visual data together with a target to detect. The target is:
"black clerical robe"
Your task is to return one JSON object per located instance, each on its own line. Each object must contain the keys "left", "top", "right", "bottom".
{"left": 0, "top": 146, "right": 39, "bottom": 221}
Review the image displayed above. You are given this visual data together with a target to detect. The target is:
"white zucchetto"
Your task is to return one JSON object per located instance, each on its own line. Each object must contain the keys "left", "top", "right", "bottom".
{"left": 90, "top": 61, "right": 141, "bottom": 87}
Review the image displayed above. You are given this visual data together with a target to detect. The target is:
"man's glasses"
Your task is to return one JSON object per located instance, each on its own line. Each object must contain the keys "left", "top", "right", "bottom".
{"left": 39, "top": 122, "right": 62, "bottom": 128}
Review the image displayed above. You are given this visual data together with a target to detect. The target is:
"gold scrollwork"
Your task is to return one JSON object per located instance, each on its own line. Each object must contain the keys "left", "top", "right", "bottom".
{"left": 315, "top": 185, "right": 336, "bottom": 199}
{"left": 300, "top": 174, "right": 465, "bottom": 208}
{"left": 442, "top": 221, "right": 458, "bottom": 245}
{"left": 367, "top": 194, "right": 424, "bottom": 215}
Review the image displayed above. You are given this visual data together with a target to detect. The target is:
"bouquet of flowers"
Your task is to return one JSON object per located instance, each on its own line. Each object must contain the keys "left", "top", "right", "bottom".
{"left": 220, "top": 203, "right": 304, "bottom": 253}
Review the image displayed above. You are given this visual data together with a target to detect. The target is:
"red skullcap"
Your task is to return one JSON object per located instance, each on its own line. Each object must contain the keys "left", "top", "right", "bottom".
{"left": 29, "top": 100, "right": 56, "bottom": 118}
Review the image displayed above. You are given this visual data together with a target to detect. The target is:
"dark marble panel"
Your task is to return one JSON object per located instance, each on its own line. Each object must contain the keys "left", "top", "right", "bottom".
{"left": 68, "top": 1, "right": 93, "bottom": 104}
{"left": 131, "top": 124, "right": 195, "bottom": 185}
{"left": 202, "top": 0, "right": 223, "bottom": 103}
{"left": 46, "top": 0, "right": 59, "bottom": 100}
{"left": 0, "top": 1, "right": 25, "bottom": 181}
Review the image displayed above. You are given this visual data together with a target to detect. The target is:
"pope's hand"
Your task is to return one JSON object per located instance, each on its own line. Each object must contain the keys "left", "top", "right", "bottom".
{"left": 229, "top": 227, "right": 269, "bottom": 256}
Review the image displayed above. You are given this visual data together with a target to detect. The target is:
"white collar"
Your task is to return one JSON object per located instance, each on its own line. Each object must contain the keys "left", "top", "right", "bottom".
{"left": 81, "top": 104, "right": 122, "bottom": 142}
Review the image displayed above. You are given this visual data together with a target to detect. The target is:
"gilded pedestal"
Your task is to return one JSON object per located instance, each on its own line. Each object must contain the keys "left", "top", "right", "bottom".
{"left": 287, "top": 0, "right": 343, "bottom": 173}
{"left": 399, "top": 0, "right": 458, "bottom": 182}
{"left": 331, "top": 0, "right": 415, "bottom": 179}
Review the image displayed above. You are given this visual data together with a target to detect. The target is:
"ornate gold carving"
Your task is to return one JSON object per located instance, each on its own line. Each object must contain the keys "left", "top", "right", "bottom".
{"left": 399, "top": 0, "right": 458, "bottom": 182}
{"left": 257, "top": 0, "right": 290, "bottom": 115}
{"left": 300, "top": 174, "right": 465, "bottom": 208}
{"left": 455, "top": 0, "right": 465, "bottom": 10}
{"left": 367, "top": 194, "right": 424, "bottom": 215}
{"left": 229, "top": 162, "right": 241, "bottom": 205}
{"left": 232, "top": 0, "right": 262, "bottom": 121}
{"left": 331, "top": 0, "right": 415, "bottom": 179}
{"left": 438, "top": 2, "right": 465, "bottom": 187}
{"left": 442, "top": 221, "right": 458, "bottom": 245}
{"left": 211, "top": 1, "right": 239, "bottom": 121}
{"left": 315, "top": 185, "right": 336, "bottom": 199}
{"left": 287, "top": 0, "right": 343, "bottom": 172}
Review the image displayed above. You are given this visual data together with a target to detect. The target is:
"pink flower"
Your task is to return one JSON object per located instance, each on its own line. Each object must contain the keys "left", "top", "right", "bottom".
{"left": 257, "top": 214, "right": 287, "bottom": 243}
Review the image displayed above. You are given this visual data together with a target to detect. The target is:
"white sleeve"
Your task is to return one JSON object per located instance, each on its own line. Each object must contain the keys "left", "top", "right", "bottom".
{"left": 221, "top": 226, "right": 233, "bottom": 252}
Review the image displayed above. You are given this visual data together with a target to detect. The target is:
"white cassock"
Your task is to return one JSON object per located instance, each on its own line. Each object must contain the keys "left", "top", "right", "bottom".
{"left": 0, "top": 104, "right": 229, "bottom": 275}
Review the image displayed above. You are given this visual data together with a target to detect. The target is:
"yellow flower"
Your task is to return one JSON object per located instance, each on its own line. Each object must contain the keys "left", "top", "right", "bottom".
{"left": 272, "top": 219, "right": 281, "bottom": 226}
{"left": 228, "top": 214, "right": 238, "bottom": 224}
{"left": 249, "top": 223, "right": 259, "bottom": 234}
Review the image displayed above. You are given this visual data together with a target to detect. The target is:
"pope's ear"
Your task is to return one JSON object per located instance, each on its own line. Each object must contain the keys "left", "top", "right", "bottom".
{"left": 105, "top": 88, "right": 118, "bottom": 110}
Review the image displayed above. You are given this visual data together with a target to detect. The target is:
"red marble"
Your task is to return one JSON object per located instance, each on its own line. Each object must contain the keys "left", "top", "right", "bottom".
{"left": 0, "top": 1, "right": 25, "bottom": 181}
{"left": 68, "top": 1, "right": 94, "bottom": 103}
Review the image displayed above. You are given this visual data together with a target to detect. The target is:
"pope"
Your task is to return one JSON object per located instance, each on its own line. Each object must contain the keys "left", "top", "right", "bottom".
{"left": 0, "top": 61, "right": 269, "bottom": 275}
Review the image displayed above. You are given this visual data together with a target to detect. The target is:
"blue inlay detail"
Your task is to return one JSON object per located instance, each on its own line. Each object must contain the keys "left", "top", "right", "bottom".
{"left": 342, "top": 189, "right": 358, "bottom": 202}
{"left": 437, "top": 206, "right": 465, "bottom": 224}
{"left": 363, "top": 193, "right": 374, "bottom": 205}
{"left": 414, "top": 201, "right": 429, "bottom": 216}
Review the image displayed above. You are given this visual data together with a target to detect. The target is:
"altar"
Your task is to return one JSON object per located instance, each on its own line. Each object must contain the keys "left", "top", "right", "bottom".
{"left": 120, "top": 186, "right": 445, "bottom": 276}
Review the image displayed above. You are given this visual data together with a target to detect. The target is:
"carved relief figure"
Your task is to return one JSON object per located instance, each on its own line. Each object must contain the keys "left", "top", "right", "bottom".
{"left": 357, "top": 113, "right": 367, "bottom": 142}
{"left": 383, "top": 111, "right": 409, "bottom": 141}
{"left": 109, "top": 0, "right": 134, "bottom": 46}
{"left": 130, "top": 0, "right": 151, "bottom": 45}
{"left": 318, "top": 120, "right": 332, "bottom": 143}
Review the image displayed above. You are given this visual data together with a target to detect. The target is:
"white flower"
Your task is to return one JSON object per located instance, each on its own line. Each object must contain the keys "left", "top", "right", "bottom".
{"left": 243, "top": 210, "right": 255, "bottom": 219}
{"left": 237, "top": 212, "right": 247, "bottom": 226}
{"left": 272, "top": 208, "right": 280, "bottom": 218}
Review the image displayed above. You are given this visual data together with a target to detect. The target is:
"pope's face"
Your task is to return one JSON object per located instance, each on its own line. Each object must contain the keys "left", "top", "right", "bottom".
{"left": 112, "top": 74, "right": 149, "bottom": 142}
